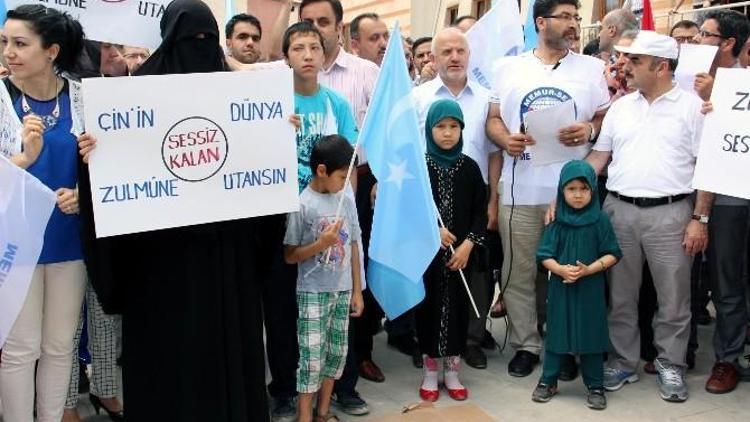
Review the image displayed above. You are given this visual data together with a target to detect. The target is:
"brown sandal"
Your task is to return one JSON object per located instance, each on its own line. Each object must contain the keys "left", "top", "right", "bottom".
{"left": 314, "top": 413, "right": 340, "bottom": 422}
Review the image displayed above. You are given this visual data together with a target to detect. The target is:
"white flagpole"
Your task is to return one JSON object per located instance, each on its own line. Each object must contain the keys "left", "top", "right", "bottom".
{"left": 435, "top": 212, "right": 481, "bottom": 319}
{"left": 323, "top": 145, "right": 359, "bottom": 264}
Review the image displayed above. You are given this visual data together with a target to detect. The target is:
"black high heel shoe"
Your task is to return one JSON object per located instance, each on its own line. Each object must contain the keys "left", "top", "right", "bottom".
{"left": 89, "top": 393, "right": 125, "bottom": 421}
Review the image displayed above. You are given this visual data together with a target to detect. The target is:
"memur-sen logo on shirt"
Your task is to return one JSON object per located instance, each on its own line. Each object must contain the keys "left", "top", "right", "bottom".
{"left": 519, "top": 87, "right": 578, "bottom": 122}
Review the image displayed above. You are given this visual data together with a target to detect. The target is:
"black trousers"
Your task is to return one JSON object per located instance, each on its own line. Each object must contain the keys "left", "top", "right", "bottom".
{"left": 263, "top": 246, "right": 299, "bottom": 399}
{"left": 707, "top": 205, "right": 749, "bottom": 362}
{"left": 336, "top": 168, "right": 380, "bottom": 395}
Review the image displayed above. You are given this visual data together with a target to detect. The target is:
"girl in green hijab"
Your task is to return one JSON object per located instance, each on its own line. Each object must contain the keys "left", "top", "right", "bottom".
{"left": 532, "top": 160, "right": 622, "bottom": 410}
{"left": 416, "top": 99, "right": 487, "bottom": 402}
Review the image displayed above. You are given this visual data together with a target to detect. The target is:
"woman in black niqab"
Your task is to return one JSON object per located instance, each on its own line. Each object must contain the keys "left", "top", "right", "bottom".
{"left": 76, "top": 1, "right": 280, "bottom": 420}
{"left": 135, "top": 0, "right": 226, "bottom": 75}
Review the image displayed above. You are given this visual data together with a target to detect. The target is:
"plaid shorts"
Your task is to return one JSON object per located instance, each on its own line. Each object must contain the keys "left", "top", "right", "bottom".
{"left": 296, "top": 290, "right": 352, "bottom": 393}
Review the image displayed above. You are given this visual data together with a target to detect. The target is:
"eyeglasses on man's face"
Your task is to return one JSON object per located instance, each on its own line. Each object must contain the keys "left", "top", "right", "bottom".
{"left": 544, "top": 13, "right": 583, "bottom": 23}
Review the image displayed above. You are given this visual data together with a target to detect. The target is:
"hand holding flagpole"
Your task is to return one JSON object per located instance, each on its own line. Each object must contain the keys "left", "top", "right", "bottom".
{"left": 435, "top": 212, "right": 481, "bottom": 319}
{"left": 323, "top": 146, "right": 360, "bottom": 264}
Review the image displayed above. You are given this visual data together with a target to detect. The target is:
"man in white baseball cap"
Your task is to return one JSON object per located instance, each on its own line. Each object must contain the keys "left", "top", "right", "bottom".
{"left": 584, "top": 30, "right": 713, "bottom": 403}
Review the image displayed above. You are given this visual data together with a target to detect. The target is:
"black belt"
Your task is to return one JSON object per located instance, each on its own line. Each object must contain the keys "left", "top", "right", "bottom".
{"left": 610, "top": 192, "right": 690, "bottom": 208}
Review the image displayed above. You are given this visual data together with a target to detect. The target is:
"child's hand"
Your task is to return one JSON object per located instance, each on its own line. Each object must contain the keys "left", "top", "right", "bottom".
{"left": 439, "top": 227, "right": 457, "bottom": 249}
{"left": 574, "top": 260, "right": 590, "bottom": 278}
{"left": 557, "top": 263, "right": 581, "bottom": 283}
{"left": 350, "top": 290, "right": 364, "bottom": 317}
{"left": 446, "top": 241, "right": 473, "bottom": 271}
{"left": 289, "top": 114, "right": 301, "bottom": 130}
{"left": 318, "top": 219, "right": 342, "bottom": 248}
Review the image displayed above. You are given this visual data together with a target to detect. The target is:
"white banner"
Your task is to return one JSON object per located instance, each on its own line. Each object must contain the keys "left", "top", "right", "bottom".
{"left": 0, "top": 81, "right": 23, "bottom": 159}
{"left": 84, "top": 69, "right": 299, "bottom": 237}
{"left": 0, "top": 155, "right": 56, "bottom": 348}
{"left": 6, "top": 0, "right": 169, "bottom": 49}
{"left": 693, "top": 68, "right": 750, "bottom": 199}
{"left": 465, "top": 0, "right": 524, "bottom": 90}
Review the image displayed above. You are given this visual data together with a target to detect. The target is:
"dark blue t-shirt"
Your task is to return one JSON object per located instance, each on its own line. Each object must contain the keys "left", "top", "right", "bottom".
{"left": 8, "top": 79, "right": 82, "bottom": 264}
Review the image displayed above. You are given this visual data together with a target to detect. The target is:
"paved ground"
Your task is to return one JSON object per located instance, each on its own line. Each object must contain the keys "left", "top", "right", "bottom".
{"left": 355, "top": 319, "right": 750, "bottom": 422}
{"left": 2, "top": 316, "right": 749, "bottom": 421}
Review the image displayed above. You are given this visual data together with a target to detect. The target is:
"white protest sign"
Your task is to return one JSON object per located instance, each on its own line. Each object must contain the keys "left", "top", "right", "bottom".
{"left": 83, "top": 69, "right": 299, "bottom": 237}
{"left": 675, "top": 44, "right": 718, "bottom": 96}
{"left": 0, "top": 81, "right": 23, "bottom": 159}
{"left": 0, "top": 154, "right": 56, "bottom": 348}
{"left": 693, "top": 67, "right": 750, "bottom": 199}
{"left": 5, "top": 0, "right": 169, "bottom": 49}
{"left": 524, "top": 100, "right": 586, "bottom": 166}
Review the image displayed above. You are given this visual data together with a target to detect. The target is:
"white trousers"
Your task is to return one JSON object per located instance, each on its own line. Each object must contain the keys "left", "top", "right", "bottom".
{"left": 0, "top": 260, "right": 86, "bottom": 422}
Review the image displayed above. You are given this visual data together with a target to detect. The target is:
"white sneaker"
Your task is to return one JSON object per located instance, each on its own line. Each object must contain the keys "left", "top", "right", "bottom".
{"left": 655, "top": 358, "right": 688, "bottom": 402}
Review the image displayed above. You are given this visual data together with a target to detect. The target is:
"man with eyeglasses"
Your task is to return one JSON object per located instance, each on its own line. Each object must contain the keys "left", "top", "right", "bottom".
{"left": 486, "top": 0, "right": 609, "bottom": 379}
{"left": 670, "top": 20, "right": 699, "bottom": 45}
{"left": 693, "top": 9, "right": 750, "bottom": 395}
{"left": 121, "top": 46, "right": 150, "bottom": 74}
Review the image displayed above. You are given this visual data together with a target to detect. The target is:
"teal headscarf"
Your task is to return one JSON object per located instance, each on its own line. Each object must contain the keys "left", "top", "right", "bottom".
{"left": 425, "top": 99, "right": 464, "bottom": 168}
{"left": 556, "top": 160, "right": 601, "bottom": 227}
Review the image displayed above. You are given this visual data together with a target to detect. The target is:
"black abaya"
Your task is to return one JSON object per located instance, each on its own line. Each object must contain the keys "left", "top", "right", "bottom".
{"left": 78, "top": 1, "right": 277, "bottom": 420}
{"left": 416, "top": 155, "right": 487, "bottom": 358}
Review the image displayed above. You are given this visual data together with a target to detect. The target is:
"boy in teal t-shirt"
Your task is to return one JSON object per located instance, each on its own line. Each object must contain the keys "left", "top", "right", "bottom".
{"left": 284, "top": 21, "right": 358, "bottom": 192}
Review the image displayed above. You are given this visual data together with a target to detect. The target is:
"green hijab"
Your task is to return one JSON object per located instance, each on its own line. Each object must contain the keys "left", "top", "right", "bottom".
{"left": 556, "top": 160, "right": 601, "bottom": 227}
{"left": 425, "top": 99, "right": 464, "bottom": 168}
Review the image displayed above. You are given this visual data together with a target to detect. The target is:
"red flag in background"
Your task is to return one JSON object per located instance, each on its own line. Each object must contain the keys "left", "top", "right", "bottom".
{"left": 641, "top": 0, "right": 655, "bottom": 30}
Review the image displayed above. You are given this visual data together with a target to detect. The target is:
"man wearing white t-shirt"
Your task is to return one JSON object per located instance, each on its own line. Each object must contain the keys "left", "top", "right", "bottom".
{"left": 486, "top": 0, "right": 609, "bottom": 378}
{"left": 412, "top": 27, "right": 502, "bottom": 370}
{"left": 586, "top": 31, "right": 712, "bottom": 402}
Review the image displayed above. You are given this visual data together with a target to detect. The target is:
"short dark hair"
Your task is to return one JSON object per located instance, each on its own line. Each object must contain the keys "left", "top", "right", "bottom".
{"left": 669, "top": 19, "right": 699, "bottom": 37}
{"left": 582, "top": 38, "right": 600, "bottom": 56}
{"left": 412, "top": 36, "right": 432, "bottom": 55}
{"left": 533, "top": 0, "right": 581, "bottom": 32}
{"left": 310, "top": 135, "right": 356, "bottom": 174}
{"left": 298, "top": 0, "right": 344, "bottom": 24}
{"left": 226, "top": 13, "right": 262, "bottom": 39}
{"left": 451, "top": 15, "right": 477, "bottom": 27}
{"left": 705, "top": 9, "right": 750, "bottom": 57}
{"left": 350, "top": 13, "right": 379, "bottom": 40}
{"left": 282, "top": 21, "right": 326, "bottom": 57}
{"left": 6, "top": 4, "right": 85, "bottom": 74}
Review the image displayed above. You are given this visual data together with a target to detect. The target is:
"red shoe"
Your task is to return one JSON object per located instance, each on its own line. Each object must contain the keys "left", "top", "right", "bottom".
{"left": 419, "top": 387, "right": 439, "bottom": 402}
{"left": 447, "top": 386, "right": 468, "bottom": 401}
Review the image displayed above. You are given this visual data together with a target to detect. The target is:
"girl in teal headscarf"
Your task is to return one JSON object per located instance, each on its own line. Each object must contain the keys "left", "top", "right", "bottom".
{"left": 532, "top": 160, "right": 622, "bottom": 410}
{"left": 416, "top": 99, "right": 487, "bottom": 402}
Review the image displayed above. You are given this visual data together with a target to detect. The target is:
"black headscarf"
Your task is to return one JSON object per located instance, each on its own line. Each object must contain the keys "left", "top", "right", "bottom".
{"left": 135, "top": 0, "right": 225, "bottom": 76}
{"left": 75, "top": 40, "right": 102, "bottom": 78}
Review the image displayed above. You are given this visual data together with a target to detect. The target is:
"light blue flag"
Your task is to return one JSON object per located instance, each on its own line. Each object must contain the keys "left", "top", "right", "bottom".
{"left": 0, "top": 0, "right": 6, "bottom": 22}
{"left": 360, "top": 24, "right": 440, "bottom": 320}
{"left": 523, "top": 0, "right": 538, "bottom": 51}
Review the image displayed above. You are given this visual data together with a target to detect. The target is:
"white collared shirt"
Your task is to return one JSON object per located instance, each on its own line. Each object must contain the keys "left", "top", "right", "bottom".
{"left": 318, "top": 48, "right": 379, "bottom": 129}
{"left": 593, "top": 84, "right": 704, "bottom": 197}
{"left": 412, "top": 77, "right": 498, "bottom": 183}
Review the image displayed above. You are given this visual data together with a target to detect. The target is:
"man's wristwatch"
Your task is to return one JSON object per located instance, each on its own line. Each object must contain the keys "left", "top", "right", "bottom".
{"left": 692, "top": 214, "right": 709, "bottom": 224}
{"left": 588, "top": 122, "right": 597, "bottom": 142}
